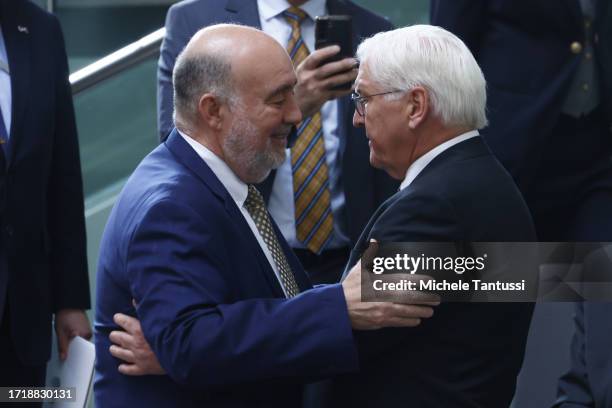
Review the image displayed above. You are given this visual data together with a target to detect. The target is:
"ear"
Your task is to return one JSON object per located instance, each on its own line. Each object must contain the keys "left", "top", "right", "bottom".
{"left": 405, "top": 87, "right": 429, "bottom": 129}
{"left": 197, "top": 93, "right": 226, "bottom": 130}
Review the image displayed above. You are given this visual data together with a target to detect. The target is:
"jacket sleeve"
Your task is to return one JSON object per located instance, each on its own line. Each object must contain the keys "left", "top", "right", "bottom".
{"left": 157, "top": 4, "right": 191, "bottom": 142}
{"left": 48, "top": 14, "right": 90, "bottom": 312}
{"left": 127, "top": 199, "right": 358, "bottom": 390}
{"left": 430, "top": 0, "right": 488, "bottom": 55}
{"left": 552, "top": 302, "right": 594, "bottom": 407}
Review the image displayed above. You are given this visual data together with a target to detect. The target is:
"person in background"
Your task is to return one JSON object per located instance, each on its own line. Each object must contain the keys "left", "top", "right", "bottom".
{"left": 431, "top": 2, "right": 612, "bottom": 407}
{"left": 158, "top": 0, "right": 399, "bottom": 284}
{"left": 430, "top": 0, "right": 612, "bottom": 242}
{"left": 0, "top": 0, "right": 91, "bottom": 402}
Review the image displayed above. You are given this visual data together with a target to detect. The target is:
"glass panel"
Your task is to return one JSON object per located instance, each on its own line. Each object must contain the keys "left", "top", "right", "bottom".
{"left": 74, "top": 58, "right": 158, "bottom": 197}
{"left": 353, "top": 0, "right": 430, "bottom": 26}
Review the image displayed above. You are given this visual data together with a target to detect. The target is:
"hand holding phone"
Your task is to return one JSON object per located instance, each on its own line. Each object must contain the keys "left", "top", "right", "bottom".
{"left": 291, "top": 15, "right": 357, "bottom": 117}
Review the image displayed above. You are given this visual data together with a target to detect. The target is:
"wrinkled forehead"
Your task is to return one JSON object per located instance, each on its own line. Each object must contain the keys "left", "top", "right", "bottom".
{"left": 233, "top": 44, "right": 297, "bottom": 97}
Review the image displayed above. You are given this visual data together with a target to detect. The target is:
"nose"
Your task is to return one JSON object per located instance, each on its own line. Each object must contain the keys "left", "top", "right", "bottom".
{"left": 285, "top": 93, "right": 303, "bottom": 125}
{"left": 352, "top": 109, "right": 364, "bottom": 128}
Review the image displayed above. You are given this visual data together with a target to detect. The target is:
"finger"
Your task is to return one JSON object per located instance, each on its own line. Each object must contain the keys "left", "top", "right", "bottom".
{"left": 109, "top": 345, "right": 136, "bottom": 364}
{"left": 114, "top": 313, "right": 141, "bottom": 334}
{"left": 109, "top": 330, "right": 135, "bottom": 348}
{"left": 118, "top": 364, "right": 144, "bottom": 376}
{"left": 389, "top": 303, "right": 435, "bottom": 319}
{"left": 382, "top": 317, "right": 422, "bottom": 328}
{"left": 386, "top": 291, "right": 441, "bottom": 306}
{"left": 302, "top": 45, "right": 341, "bottom": 69}
{"left": 314, "top": 57, "right": 358, "bottom": 79}
{"left": 57, "top": 331, "right": 70, "bottom": 361}
{"left": 362, "top": 239, "right": 381, "bottom": 271}
{"left": 78, "top": 328, "right": 93, "bottom": 340}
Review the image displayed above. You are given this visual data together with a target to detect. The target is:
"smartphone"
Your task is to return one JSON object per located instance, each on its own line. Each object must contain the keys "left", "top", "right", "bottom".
{"left": 315, "top": 15, "right": 354, "bottom": 90}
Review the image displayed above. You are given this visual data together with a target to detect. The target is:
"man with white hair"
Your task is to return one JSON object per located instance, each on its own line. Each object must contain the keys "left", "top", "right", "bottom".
{"left": 326, "top": 25, "right": 537, "bottom": 407}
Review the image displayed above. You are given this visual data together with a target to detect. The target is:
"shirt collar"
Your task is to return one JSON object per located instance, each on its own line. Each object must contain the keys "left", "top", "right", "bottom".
{"left": 177, "top": 129, "right": 248, "bottom": 207}
{"left": 258, "top": 0, "right": 326, "bottom": 22}
{"left": 399, "top": 130, "right": 480, "bottom": 191}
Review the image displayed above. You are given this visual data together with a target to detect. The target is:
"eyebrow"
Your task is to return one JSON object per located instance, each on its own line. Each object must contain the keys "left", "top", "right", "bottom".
{"left": 265, "top": 81, "right": 297, "bottom": 101}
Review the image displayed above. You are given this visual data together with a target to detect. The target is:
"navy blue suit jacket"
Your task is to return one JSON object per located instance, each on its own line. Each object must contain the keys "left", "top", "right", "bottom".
{"left": 94, "top": 130, "right": 358, "bottom": 407}
{"left": 330, "top": 137, "right": 537, "bottom": 407}
{"left": 430, "top": 0, "right": 612, "bottom": 192}
{"left": 0, "top": 0, "right": 89, "bottom": 365}
{"left": 157, "top": 0, "right": 399, "bottom": 245}
{"left": 554, "top": 246, "right": 612, "bottom": 407}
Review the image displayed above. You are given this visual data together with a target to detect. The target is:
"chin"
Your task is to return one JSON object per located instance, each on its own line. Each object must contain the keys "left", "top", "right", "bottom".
{"left": 369, "top": 153, "right": 383, "bottom": 170}
{"left": 248, "top": 168, "right": 272, "bottom": 184}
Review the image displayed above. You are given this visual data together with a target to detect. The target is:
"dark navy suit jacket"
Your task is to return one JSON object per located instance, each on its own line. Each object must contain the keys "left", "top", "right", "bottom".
{"left": 157, "top": 0, "right": 398, "bottom": 245}
{"left": 430, "top": 0, "right": 612, "bottom": 192}
{"left": 554, "top": 246, "right": 612, "bottom": 407}
{"left": 330, "top": 137, "right": 537, "bottom": 407}
{"left": 0, "top": 0, "right": 89, "bottom": 365}
{"left": 94, "top": 130, "right": 358, "bottom": 407}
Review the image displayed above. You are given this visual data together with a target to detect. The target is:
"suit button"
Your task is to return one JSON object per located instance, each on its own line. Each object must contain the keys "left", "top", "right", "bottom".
{"left": 570, "top": 41, "right": 583, "bottom": 54}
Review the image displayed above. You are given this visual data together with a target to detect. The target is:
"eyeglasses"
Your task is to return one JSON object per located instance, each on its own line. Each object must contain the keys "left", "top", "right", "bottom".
{"left": 351, "top": 90, "right": 403, "bottom": 116}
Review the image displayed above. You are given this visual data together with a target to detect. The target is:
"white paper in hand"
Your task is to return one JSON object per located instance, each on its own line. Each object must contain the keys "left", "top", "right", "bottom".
{"left": 55, "top": 336, "right": 95, "bottom": 408}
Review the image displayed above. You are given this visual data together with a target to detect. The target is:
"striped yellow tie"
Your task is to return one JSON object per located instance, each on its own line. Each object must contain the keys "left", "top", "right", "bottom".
{"left": 283, "top": 6, "right": 334, "bottom": 254}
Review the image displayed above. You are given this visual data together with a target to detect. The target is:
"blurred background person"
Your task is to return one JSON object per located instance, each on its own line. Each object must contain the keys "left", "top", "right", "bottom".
{"left": 431, "top": 0, "right": 612, "bottom": 242}
{"left": 431, "top": 2, "right": 612, "bottom": 407}
{"left": 0, "top": 0, "right": 91, "bottom": 399}
{"left": 157, "top": 0, "right": 399, "bottom": 284}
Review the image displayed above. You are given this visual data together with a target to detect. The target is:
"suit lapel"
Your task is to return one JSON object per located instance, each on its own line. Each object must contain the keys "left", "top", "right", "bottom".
{"left": 224, "top": 0, "right": 262, "bottom": 29}
{"left": 1, "top": 0, "right": 30, "bottom": 164}
{"left": 164, "top": 130, "right": 286, "bottom": 297}
{"left": 341, "top": 193, "right": 397, "bottom": 279}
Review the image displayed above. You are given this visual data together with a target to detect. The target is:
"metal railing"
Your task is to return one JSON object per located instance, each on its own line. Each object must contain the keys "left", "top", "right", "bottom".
{"left": 69, "top": 27, "right": 165, "bottom": 95}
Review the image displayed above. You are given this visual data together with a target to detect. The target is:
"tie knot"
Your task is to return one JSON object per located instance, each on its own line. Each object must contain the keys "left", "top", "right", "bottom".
{"left": 245, "top": 185, "right": 265, "bottom": 213}
{"left": 283, "top": 6, "right": 308, "bottom": 25}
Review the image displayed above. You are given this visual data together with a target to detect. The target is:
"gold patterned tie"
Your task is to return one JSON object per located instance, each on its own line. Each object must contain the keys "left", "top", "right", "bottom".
{"left": 283, "top": 6, "right": 334, "bottom": 254}
{"left": 245, "top": 185, "right": 300, "bottom": 297}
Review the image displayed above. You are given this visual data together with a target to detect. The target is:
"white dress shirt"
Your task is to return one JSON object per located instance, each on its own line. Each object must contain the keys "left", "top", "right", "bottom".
{"left": 0, "top": 24, "right": 12, "bottom": 137}
{"left": 258, "top": 0, "right": 350, "bottom": 250}
{"left": 178, "top": 130, "right": 290, "bottom": 297}
{"left": 399, "top": 130, "right": 480, "bottom": 190}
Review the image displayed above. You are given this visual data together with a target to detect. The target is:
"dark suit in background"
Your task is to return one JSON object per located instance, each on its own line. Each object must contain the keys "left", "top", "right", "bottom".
{"left": 157, "top": 0, "right": 398, "bottom": 283}
{"left": 329, "top": 137, "right": 536, "bottom": 407}
{"left": 553, "top": 246, "right": 612, "bottom": 408}
{"left": 432, "top": 3, "right": 612, "bottom": 407}
{"left": 430, "top": 0, "right": 612, "bottom": 241}
{"left": 0, "top": 0, "right": 89, "bottom": 390}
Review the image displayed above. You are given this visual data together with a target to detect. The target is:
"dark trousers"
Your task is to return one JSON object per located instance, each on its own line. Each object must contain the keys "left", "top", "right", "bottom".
{"left": 526, "top": 108, "right": 612, "bottom": 242}
{"left": 293, "top": 247, "right": 350, "bottom": 285}
{"left": 0, "top": 305, "right": 46, "bottom": 408}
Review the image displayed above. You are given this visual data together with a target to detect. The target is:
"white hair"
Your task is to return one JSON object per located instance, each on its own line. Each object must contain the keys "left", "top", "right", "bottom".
{"left": 356, "top": 25, "right": 488, "bottom": 129}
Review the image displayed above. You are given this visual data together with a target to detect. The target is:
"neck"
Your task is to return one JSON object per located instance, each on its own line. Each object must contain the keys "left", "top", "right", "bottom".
{"left": 393, "top": 124, "right": 473, "bottom": 179}
{"left": 288, "top": 0, "right": 308, "bottom": 6}
{"left": 413, "top": 124, "right": 472, "bottom": 160}
{"left": 178, "top": 125, "right": 226, "bottom": 159}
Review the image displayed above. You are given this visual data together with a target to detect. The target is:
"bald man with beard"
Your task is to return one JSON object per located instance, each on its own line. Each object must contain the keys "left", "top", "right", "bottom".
{"left": 94, "top": 24, "right": 437, "bottom": 408}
